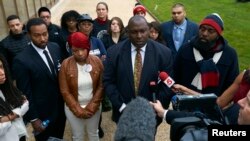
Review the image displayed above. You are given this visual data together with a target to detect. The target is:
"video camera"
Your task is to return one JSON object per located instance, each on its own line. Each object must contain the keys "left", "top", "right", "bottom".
{"left": 170, "top": 93, "right": 227, "bottom": 141}
{"left": 171, "top": 93, "right": 225, "bottom": 122}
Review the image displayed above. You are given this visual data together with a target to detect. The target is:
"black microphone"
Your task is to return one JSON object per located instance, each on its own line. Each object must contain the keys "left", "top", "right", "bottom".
{"left": 149, "top": 81, "right": 157, "bottom": 103}
{"left": 114, "top": 97, "right": 156, "bottom": 141}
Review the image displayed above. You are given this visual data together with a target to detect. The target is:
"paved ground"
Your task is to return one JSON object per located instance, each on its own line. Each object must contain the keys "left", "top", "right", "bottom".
{"left": 27, "top": 0, "right": 170, "bottom": 140}
{"left": 50, "top": 0, "right": 155, "bottom": 26}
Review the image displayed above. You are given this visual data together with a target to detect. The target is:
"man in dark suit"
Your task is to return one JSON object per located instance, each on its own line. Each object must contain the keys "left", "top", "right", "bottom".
{"left": 161, "top": 3, "right": 198, "bottom": 60}
{"left": 103, "top": 15, "right": 174, "bottom": 124}
{"left": 12, "top": 18, "right": 66, "bottom": 141}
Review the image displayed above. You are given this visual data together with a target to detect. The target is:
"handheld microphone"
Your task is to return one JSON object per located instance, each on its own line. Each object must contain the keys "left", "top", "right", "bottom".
{"left": 159, "top": 71, "right": 175, "bottom": 88}
{"left": 149, "top": 81, "right": 157, "bottom": 103}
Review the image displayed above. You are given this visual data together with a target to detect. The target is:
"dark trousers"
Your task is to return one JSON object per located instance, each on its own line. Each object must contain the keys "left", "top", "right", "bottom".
{"left": 35, "top": 104, "right": 66, "bottom": 141}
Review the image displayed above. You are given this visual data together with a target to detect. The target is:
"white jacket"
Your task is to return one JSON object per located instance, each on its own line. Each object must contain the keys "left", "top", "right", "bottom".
{"left": 12, "top": 100, "right": 29, "bottom": 138}
{"left": 0, "top": 121, "right": 19, "bottom": 141}
{"left": 0, "top": 90, "right": 29, "bottom": 139}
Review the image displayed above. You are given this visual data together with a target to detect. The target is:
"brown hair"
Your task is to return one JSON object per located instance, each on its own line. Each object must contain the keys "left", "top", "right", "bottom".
{"left": 107, "top": 17, "right": 125, "bottom": 36}
{"left": 96, "top": 1, "right": 109, "bottom": 11}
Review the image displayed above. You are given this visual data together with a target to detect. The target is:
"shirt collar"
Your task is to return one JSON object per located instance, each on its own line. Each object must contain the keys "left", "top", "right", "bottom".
{"left": 31, "top": 42, "right": 48, "bottom": 53}
{"left": 131, "top": 43, "right": 147, "bottom": 52}
{"left": 174, "top": 19, "right": 187, "bottom": 30}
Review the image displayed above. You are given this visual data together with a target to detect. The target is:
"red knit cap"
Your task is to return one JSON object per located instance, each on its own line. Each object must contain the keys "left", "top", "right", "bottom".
{"left": 133, "top": 5, "right": 146, "bottom": 16}
{"left": 200, "top": 13, "right": 224, "bottom": 35}
{"left": 68, "top": 32, "right": 90, "bottom": 50}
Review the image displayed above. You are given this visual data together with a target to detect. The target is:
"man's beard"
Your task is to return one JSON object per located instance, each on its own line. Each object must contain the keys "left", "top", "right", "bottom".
{"left": 194, "top": 37, "right": 217, "bottom": 52}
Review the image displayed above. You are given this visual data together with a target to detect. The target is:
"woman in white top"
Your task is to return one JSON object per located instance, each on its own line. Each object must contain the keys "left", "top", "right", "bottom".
{"left": 0, "top": 54, "right": 29, "bottom": 141}
{"left": 59, "top": 32, "right": 104, "bottom": 141}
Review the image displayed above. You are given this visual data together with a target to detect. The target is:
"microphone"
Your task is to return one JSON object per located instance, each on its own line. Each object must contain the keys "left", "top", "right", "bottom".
{"left": 149, "top": 81, "right": 157, "bottom": 103}
{"left": 114, "top": 97, "right": 156, "bottom": 141}
{"left": 159, "top": 72, "right": 178, "bottom": 108}
{"left": 159, "top": 71, "right": 175, "bottom": 88}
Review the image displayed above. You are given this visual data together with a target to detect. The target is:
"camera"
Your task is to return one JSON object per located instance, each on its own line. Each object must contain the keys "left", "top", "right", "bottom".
{"left": 171, "top": 93, "right": 225, "bottom": 122}
{"left": 170, "top": 93, "right": 226, "bottom": 141}
{"left": 170, "top": 116, "right": 208, "bottom": 141}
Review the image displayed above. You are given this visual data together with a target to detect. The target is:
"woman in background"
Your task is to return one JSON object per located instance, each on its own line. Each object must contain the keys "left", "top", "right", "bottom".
{"left": 60, "top": 10, "right": 80, "bottom": 57}
{"left": 148, "top": 21, "right": 166, "bottom": 46}
{"left": 92, "top": 2, "right": 110, "bottom": 39}
{"left": 0, "top": 54, "right": 29, "bottom": 141}
{"left": 101, "top": 17, "right": 127, "bottom": 50}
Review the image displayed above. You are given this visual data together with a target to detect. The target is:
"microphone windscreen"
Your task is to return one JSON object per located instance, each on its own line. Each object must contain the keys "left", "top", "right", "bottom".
{"left": 114, "top": 97, "right": 156, "bottom": 141}
{"left": 159, "top": 71, "right": 168, "bottom": 81}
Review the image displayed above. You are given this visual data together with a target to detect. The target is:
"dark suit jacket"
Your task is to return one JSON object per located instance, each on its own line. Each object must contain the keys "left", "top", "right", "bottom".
{"left": 103, "top": 39, "right": 174, "bottom": 122}
{"left": 12, "top": 42, "right": 63, "bottom": 123}
{"left": 161, "top": 18, "right": 198, "bottom": 59}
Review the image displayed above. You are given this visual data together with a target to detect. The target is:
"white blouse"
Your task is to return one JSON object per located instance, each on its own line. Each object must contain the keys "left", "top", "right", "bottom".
{"left": 77, "top": 63, "right": 93, "bottom": 107}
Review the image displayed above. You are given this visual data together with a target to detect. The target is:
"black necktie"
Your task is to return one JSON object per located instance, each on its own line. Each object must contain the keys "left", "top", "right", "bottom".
{"left": 43, "top": 50, "right": 56, "bottom": 77}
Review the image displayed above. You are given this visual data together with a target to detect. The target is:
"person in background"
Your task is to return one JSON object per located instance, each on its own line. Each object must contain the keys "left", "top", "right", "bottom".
{"left": 92, "top": 2, "right": 110, "bottom": 39}
{"left": 12, "top": 18, "right": 66, "bottom": 141}
{"left": 237, "top": 89, "right": 250, "bottom": 125}
{"left": 60, "top": 10, "right": 80, "bottom": 55}
{"left": 0, "top": 15, "right": 30, "bottom": 70}
{"left": 38, "top": 7, "right": 67, "bottom": 59}
{"left": 133, "top": 4, "right": 147, "bottom": 17}
{"left": 148, "top": 21, "right": 166, "bottom": 46}
{"left": 161, "top": 3, "right": 198, "bottom": 59}
{"left": 101, "top": 17, "right": 127, "bottom": 50}
{"left": 77, "top": 14, "right": 106, "bottom": 60}
{"left": 173, "top": 13, "right": 239, "bottom": 124}
{"left": 217, "top": 67, "right": 250, "bottom": 108}
{"left": 0, "top": 54, "right": 29, "bottom": 141}
{"left": 103, "top": 15, "right": 173, "bottom": 130}
{"left": 59, "top": 32, "right": 103, "bottom": 141}
{"left": 216, "top": 67, "right": 250, "bottom": 124}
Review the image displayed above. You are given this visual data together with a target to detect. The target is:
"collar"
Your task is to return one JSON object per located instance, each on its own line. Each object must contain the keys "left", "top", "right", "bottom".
{"left": 131, "top": 43, "right": 146, "bottom": 52}
{"left": 31, "top": 42, "right": 49, "bottom": 53}
{"left": 174, "top": 19, "right": 187, "bottom": 30}
{"left": 96, "top": 18, "right": 108, "bottom": 25}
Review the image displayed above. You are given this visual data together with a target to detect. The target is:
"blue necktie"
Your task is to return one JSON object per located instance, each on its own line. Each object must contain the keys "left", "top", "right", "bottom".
{"left": 174, "top": 27, "right": 181, "bottom": 42}
{"left": 174, "top": 27, "right": 182, "bottom": 50}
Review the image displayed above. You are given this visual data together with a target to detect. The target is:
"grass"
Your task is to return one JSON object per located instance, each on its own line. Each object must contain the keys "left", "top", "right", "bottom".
{"left": 140, "top": 0, "right": 250, "bottom": 70}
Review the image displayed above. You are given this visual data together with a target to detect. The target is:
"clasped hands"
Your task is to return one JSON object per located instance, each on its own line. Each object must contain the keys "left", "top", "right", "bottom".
{"left": 74, "top": 105, "right": 94, "bottom": 119}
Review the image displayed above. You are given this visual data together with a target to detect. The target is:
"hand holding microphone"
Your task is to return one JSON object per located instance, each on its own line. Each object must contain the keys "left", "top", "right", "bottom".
{"left": 159, "top": 71, "right": 200, "bottom": 95}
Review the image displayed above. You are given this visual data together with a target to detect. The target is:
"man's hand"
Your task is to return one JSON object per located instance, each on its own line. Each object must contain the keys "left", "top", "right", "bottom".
{"left": 31, "top": 119, "right": 45, "bottom": 133}
{"left": 150, "top": 100, "right": 165, "bottom": 118}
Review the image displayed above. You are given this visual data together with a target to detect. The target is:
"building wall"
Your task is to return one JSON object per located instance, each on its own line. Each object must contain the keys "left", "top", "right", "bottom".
{"left": 0, "top": 0, "right": 59, "bottom": 39}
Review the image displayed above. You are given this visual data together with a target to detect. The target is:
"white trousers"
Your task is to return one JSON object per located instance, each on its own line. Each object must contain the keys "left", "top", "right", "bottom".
{"left": 65, "top": 105, "right": 101, "bottom": 141}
